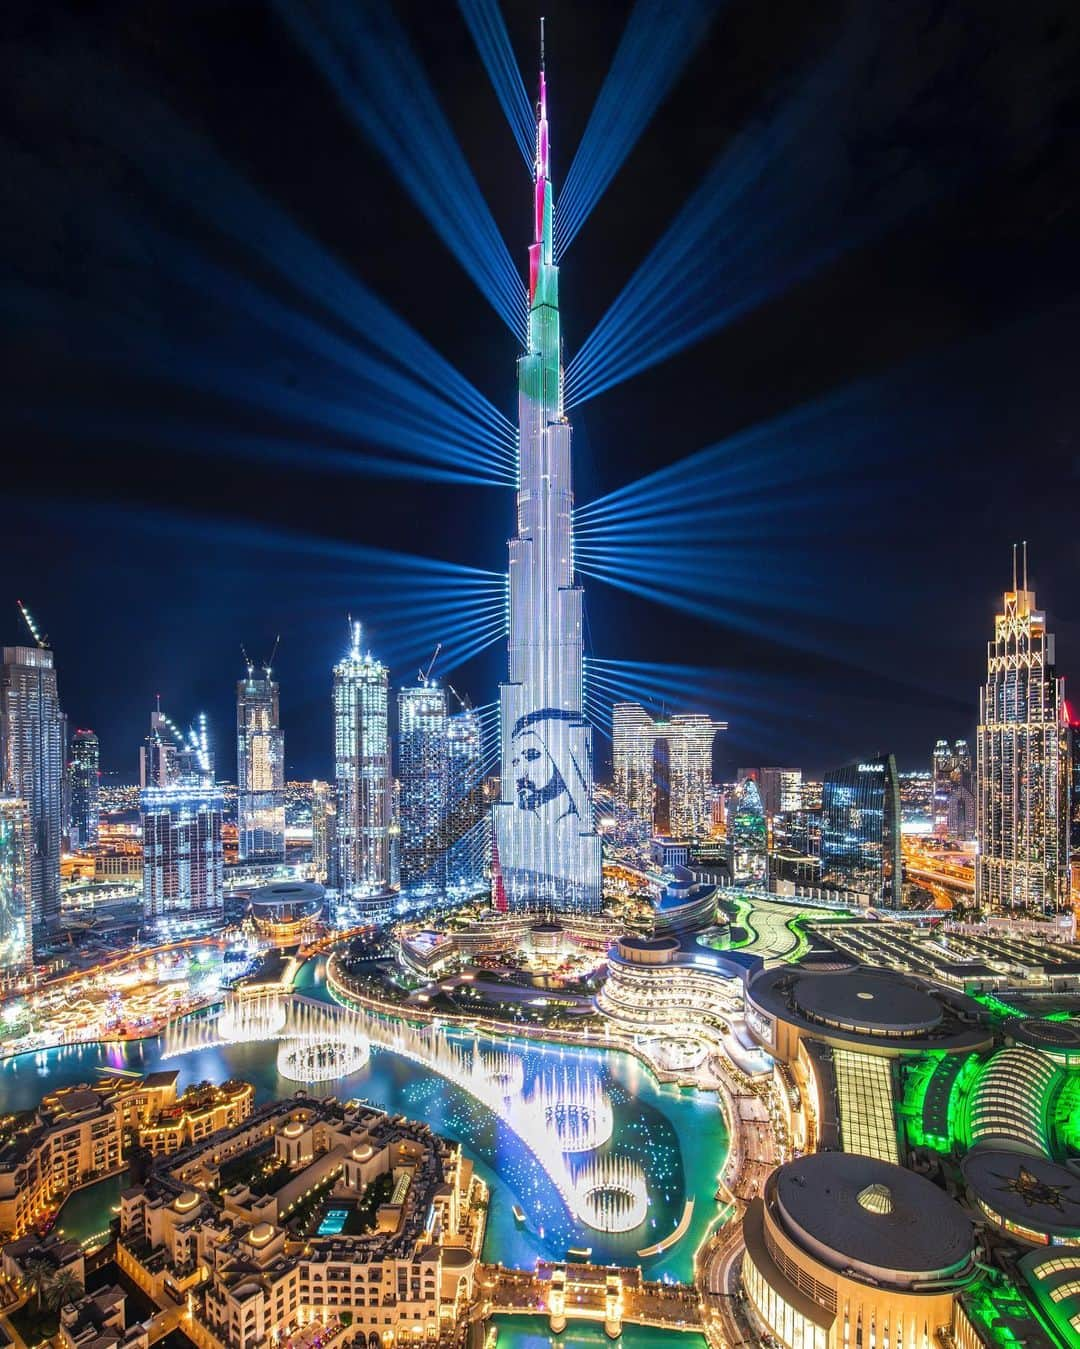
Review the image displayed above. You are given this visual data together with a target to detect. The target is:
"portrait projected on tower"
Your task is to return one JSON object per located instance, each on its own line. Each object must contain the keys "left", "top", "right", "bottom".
{"left": 493, "top": 52, "right": 602, "bottom": 915}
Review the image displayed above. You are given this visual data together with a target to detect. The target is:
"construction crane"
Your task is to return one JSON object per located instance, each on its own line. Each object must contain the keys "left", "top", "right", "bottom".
{"left": 447, "top": 683, "right": 473, "bottom": 712}
{"left": 241, "top": 635, "right": 280, "bottom": 679}
{"left": 418, "top": 642, "right": 442, "bottom": 686}
{"left": 16, "top": 601, "right": 48, "bottom": 650}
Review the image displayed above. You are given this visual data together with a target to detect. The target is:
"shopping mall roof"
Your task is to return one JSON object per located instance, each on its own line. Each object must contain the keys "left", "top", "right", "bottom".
{"left": 772, "top": 1153, "right": 974, "bottom": 1284}
{"left": 963, "top": 1150, "right": 1080, "bottom": 1243}
{"left": 793, "top": 971, "right": 943, "bottom": 1035}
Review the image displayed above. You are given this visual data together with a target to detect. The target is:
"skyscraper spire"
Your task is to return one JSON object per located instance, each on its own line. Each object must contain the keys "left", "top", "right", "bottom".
{"left": 493, "top": 40, "right": 602, "bottom": 914}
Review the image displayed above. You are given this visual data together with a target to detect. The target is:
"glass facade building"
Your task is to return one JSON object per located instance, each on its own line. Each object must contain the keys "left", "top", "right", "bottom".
{"left": 236, "top": 672, "right": 285, "bottom": 862}
{"left": 141, "top": 783, "right": 224, "bottom": 921}
{"left": 612, "top": 702, "right": 657, "bottom": 840}
{"left": 0, "top": 795, "right": 31, "bottom": 980}
{"left": 311, "top": 778, "right": 335, "bottom": 885}
{"left": 820, "top": 754, "right": 902, "bottom": 905}
{"left": 728, "top": 775, "right": 768, "bottom": 883}
{"left": 333, "top": 624, "right": 391, "bottom": 897}
{"left": 0, "top": 644, "right": 65, "bottom": 944}
{"left": 976, "top": 555, "right": 1071, "bottom": 913}
{"left": 397, "top": 682, "right": 449, "bottom": 893}
{"left": 611, "top": 703, "right": 725, "bottom": 841}
{"left": 446, "top": 707, "right": 486, "bottom": 894}
{"left": 493, "top": 64, "right": 602, "bottom": 914}
{"left": 69, "top": 727, "right": 100, "bottom": 849}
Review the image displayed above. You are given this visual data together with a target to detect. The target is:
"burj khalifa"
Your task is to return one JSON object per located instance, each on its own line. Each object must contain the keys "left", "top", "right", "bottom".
{"left": 493, "top": 43, "right": 602, "bottom": 915}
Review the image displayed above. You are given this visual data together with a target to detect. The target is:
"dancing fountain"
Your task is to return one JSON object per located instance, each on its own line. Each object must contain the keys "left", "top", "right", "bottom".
{"left": 473, "top": 1045, "right": 525, "bottom": 1097}
{"left": 275, "top": 998, "right": 370, "bottom": 1084}
{"left": 162, "top": 992, "right": 649, "bottom": 1232}
{"left": 217, "top": 989, "right": 286, "bottom": 1042}
{"left": 164, "top": 991, "right": 369, "bottom": 1086}
{"left": 573, "top": 1155, "right": 649, "bottom": 1233}
{"left": 531, "top": 1067, "right": 614, "bottom": 1153}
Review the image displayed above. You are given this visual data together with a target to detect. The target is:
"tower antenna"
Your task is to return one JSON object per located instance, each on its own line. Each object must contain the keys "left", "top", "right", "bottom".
{"left": 540, "top": 15, "right": 545, "bottom": 69}
{"left": 1022, "top": 539, "right": 1028, "bottom": 591}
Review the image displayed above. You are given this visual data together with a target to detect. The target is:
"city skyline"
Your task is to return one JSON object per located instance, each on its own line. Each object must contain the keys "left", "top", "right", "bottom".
{"left": 4, "top": 3, "right": 1078, "bottom": 781}
{"left": 0, "top": 10, "right": 1078, "bottom": 1349}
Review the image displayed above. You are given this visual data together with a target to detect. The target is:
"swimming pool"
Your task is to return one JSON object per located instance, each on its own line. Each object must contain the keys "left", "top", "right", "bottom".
{"left": 317, "top": 1208, "right": 349, "bottom": 1236}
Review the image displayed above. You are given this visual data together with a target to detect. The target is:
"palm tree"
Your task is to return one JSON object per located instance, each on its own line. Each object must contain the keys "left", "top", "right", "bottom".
{"left": 43, "top": 1267, "right": 83, "bottom": 1314}
{"left": 22, "top": 1257, "right": 54, "bottom": 1312}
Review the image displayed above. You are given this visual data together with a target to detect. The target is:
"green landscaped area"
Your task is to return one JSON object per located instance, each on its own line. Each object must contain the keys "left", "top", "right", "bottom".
{"left": 215, "top": 1145, "right": 293, "bottom": 1196}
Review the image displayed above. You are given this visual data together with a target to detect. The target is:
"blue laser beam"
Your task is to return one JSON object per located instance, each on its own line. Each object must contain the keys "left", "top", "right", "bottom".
{"left": 5, "top": 279, "right": 516, "bottom": 488}
{"left": 565, "top": 15, "right": 935, "bottom": 407}
{"left": 458, "top": 0, "right": 534, "bottom": 167}
{"left": 276, "top": 0, "right": 528, "bottom": 343}
{"left": 556, "top": 0, "right": 719, "bottom": 257}
{"left": 41, "top": 62, "right": 514, "bottom": 451}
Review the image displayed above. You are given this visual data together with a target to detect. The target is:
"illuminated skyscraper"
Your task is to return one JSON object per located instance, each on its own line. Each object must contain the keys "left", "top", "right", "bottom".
{"left": 311, "top": 779, "right": 335, "bottom": 885}
{"left": 0, "top": 642, "right": 65, "bottom": 943}
{"left": 665, "top": 715, "right": 723, "bottom": 838}
{"left": 140, "top": 704, "right": 178, "bottom": 788}
{"left": 0, "top": 796, "right": 31, "bottom": 980}
{"left": 140, "top": 706, "right": 221, "bottom": 922}
{"left": 976, "top": 547, "right": 1070, "bottom": 913}
{"left": 447, "top": 707, "right": 486, "bottom": 893}
{"left": 236, "top": 668, "right": 285, "bottom": 862}
{"left": 333, "top": 623, "right": 391, "bottom": 897}
{"left": 398, "top": 682, "right": 449, "bottom": 893}
{"left": 727, "top": 776, "right": 767, "bottom": 883}
{"left": 931, "top": 738, "right": 953, "bottom": 834}
{"left": 69, "top": 728, "right": 100, "bottom": 849}
{"left": 820, "top": 755, "right": 903, "bottom": 905}
{"left": 141, "top": 784, "right": 224, "bottom": 921}
{"left": 494, "top": 53, "right": 602, "bottom": 914}
{"left": 612, "top": 703, "right": 725, "bottom": 840}
{"left": 743, "top": 767, "right": 802, "bottom": 819}
{"left": 613, "top": 703, "right": 657, "bottom": 839}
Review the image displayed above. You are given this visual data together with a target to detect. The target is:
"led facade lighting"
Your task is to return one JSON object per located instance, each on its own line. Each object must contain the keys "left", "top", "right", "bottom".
{"left": 493, "top": 52, "right": 602, "bottom": 915}
{"left": 333, "top": 623, "right": 392, "bottom": 897}
{"left": 611, "top": 702, "right": 724, "bottom": 839}
{"left": 236, "top": 672, "right": 285, "bottom": 863}
{"left": 398, "top": 681, "right": 449, "bottom": 892}
{"left": 976, "top": 547, "right": 1071, "bottom": 913}
{"left": 69, "top": 728, "right": 100, "bottom": 849}
{"left": 820, "top": 755, "right": 903, "bottom": 907}
{"left": 141, "top": 783, "right": 224, "bottom": 921}
{"left": 0, "top": 643, "right": 65, "bottom": 943}
{"left": 0, "top": 797, "right": 31, "bottom": 979}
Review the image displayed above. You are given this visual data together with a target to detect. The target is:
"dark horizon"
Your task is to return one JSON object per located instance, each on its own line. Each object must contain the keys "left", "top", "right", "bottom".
{"left": 4, "top": 0, "right": 1078, "bottom": 782}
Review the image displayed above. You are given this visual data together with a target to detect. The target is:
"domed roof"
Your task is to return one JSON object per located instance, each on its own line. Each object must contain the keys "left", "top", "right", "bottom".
{"left": 772, "top": 1153, "right": 973, "bottom": 1283}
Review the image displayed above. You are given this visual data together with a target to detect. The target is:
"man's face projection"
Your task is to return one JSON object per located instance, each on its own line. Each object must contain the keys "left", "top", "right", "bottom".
{"left": 512, "top": 709, "right": 582, "bottom": 823}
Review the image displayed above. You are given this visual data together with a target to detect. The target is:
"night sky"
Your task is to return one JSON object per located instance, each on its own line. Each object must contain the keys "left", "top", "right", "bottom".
{"left": 3, "top": 0, "right": 1079, "bottom": 781}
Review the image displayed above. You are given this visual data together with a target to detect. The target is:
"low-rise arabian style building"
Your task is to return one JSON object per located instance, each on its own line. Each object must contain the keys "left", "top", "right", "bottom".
{"left": 742, "top": 1153, "right": 978, "bottom": 1349}
{"left": 139, "top": 1079, "right": 253, "bottom": 1157}
{"left": 0, "top": 1071, "right": 180, "bottom": 1238}
{"left": 117, "top": 1094, "right": 485, "bottom": 1349}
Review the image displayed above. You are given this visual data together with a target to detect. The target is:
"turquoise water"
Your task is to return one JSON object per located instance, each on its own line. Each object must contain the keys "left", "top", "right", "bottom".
{"left": 485, "top": 1315, "right": 707, "bottom": 1347}
{"left": 56, "top": 1170, "right": 128, "bottom": 1246}
{"left": 317, "top": 1208, "right": 349, "bottom": 1235}
{"left": 0, "top": 958, "right": 728, "bottom": 1282}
